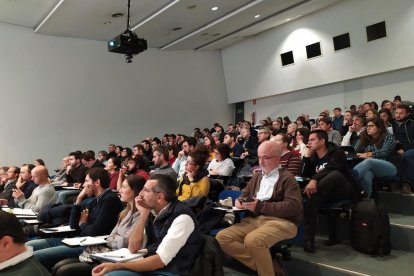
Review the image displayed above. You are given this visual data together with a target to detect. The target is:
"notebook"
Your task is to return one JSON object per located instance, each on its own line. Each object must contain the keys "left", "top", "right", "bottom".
{"left": 40, "top": 225, "right": 77, "bottom": 234}
{"left": 62, "top": 236, "right": 108, "bottom": 247}
{"left": 91, "top": 248, "right": 147, "bottom": 263}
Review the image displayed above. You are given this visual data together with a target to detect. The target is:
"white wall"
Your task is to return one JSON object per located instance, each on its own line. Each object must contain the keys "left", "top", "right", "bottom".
{"left": 0, "top": 23, "right": 232, "bottom": 168}
{"left": 244, "top": 66, "right": 414, "bottom": 122}
{"left": 222, "top": 0, "right": 414, "bottom": 103}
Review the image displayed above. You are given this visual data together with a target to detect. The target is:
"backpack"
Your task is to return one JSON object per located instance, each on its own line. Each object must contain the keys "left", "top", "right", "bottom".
{"left": 184, "top": 196, "right": 226, "bottom": 234}
{"left": 350, "top": 199, "right": 391, "bottom": 256}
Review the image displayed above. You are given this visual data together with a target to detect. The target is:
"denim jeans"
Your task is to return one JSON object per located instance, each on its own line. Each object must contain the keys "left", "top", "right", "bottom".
{"left": 26, "top": 237, "right": 84, "bottom": 271}
{"left": 353, "top": 159, "right": 397, "bottom": 198}
{"left": 106, "top": 270, "right": 179, "bottom": 276}
{"left": 401, "top": 149, "right": 414, "bottom": 189}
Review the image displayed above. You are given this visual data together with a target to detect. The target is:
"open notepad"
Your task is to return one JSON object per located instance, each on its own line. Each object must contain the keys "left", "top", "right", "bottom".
{"left": 62, "top": 236, "right": 108, "bottom": 247}
{"left": 40, "top": 225, "right": 77, "bottom": 234}
{"left": 91, "top": 248, "right": 147, "bottom": 263}
{"left": 1, "top": 208, "right": 37, "bottom": 216}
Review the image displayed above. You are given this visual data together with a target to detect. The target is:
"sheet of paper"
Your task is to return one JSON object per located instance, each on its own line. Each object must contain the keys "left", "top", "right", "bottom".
{"left": 40, "top": 225, "right": 77, "bottom": 233}
{"left": 2, "top": 208, "right": 37, "bottom": 216}
{"left": 62, "top": 236, "right": 108, "bottom": 246}
{"left": 92, "top": 248, "right": 146, "bottom": 263}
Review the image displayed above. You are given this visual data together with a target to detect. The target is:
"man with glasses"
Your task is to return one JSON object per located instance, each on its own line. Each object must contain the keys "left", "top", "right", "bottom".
{"left": 301, "top": 130, "right": 361, "bottom": 253}
{"left": 0, "top": 166, "right": 21, "bottom": 207}
{"left": 151, "top": 146, "right": 177, "bottom": 180}
{"left": 92, "top": 174, "right": 201, "bottom": 276}
{"left": 216, "top": 141, "right": 302, "bottom": 276}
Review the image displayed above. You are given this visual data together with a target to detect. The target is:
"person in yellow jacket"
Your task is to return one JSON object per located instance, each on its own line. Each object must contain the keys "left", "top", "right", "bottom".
{"left": 177, "top": 146, "right": 210, "bottom": 201}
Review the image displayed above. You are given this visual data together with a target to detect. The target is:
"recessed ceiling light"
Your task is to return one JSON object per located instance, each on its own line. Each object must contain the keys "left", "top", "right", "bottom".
{"left": 286, "top": 18, "right": 292, "bottom": 22}
{"left": 212, "top": 7, "right": 218, "bottom": 11}
{"left": 104, "top": 21, "right": 112, "bottom": 25}
{"left": 254, "top": 14, "right": 260, "bottom": 18}
{"left": 111, "top": 12, "right": 124, "bottom": 18}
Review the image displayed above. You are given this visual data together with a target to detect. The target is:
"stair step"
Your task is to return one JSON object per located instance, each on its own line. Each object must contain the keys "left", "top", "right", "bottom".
{"left": 286, "top": 242, "right": 414, "bottom": 276}
{"left": 377, "top": 191, "right": 414, "bottom": 215}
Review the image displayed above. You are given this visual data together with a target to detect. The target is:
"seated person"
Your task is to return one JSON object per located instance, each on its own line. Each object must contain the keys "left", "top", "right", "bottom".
{"left": 13, "top": 166, "right": 56, "bottom": 213}
{"left": 81, "top": 151, "right": 105, "bottom": 169}
{"left": 204, "top": 135, "right": 216, "bottom": 162}
{"left": 295, "top": 128, "right": 310, "bottom": 159}
{"left": 207, "top": 143, "right": 235, "bottom": 176}
{"left": 353, "top": 118, "right": 397, "bottom": 198}
{"left": 151, "top": 146, "right": 177, "bottom": 180}
{"left": 52, "top": 175, "right": 146, "bottom": 275}
{"left": 172, "top": 137, "right": 197, "bottom": 178}
{"left": 392, "top": 104, "right": 414, "bottom": 194}
{"left": 26, "top": 168, "right": 124, "bottom": 270}
{"left": 223, "top": 132, "right": 244, "bottom": 158}
{"left": 216, "top": 141, "right": 302, "bottom": 276}
{"left": 0, "top": 210, "right": 50, "bottom": 276}
{"left": 176, "top": 146, "right": 210, "bottom": 201}
{"left": 64, "top": 151, "right": 88, "bottom": 187}
{"left": 91, "top": 174, "right": 202, "bottom": 276}
{"left": 50, "top": 157, "right": 69, "bottom": 185}
{"left": 341, "top": 114, "right": 366, "bottom": 147}
{"left": 302, "top": 130, "right": 362, "bottom": 253}
{"left": 117, "top": 156, "right": 149, "bottom": 191}
{"left": 318, "top": 117, "right": 342, "bottom": 146}
{"left": 105, "top": 157, "right": 120, "bottom": 190}
{"left": 0, "top": 166, "right": 21, "bottom": 207}
{"left": 273, "top": 133, "right": 301, "bottom": 175}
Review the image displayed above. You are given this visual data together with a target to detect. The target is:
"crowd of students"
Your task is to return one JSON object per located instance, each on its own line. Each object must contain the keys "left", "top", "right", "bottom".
{"left": 0, "top": 95, "right": 413, "bottom": 275}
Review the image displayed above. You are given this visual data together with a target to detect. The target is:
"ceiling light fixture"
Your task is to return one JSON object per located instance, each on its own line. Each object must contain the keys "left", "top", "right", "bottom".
{"left": 104, "top": 21, "right": 112, "bottom": 25}
{"left": 254, "top": 14, "right": 260, "bottom": 18}
{"left": 34, "top": 0, "right": 65, "bottom": 33}
{"left": 212, "top": 7, "right": 218, "bottom": 11}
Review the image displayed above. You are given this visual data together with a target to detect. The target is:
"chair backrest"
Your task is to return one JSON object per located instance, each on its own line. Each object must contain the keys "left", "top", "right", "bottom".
{"left": 218, "top": 190, "right": 242, "bottom": 205}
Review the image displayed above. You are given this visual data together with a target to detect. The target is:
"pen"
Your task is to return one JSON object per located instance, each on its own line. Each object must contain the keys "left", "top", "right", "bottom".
{"left": 103, "top": 255, "right": 125, "bottom": 258}
{"left": 79, "top": 238, "right": 87, "bottom": 243}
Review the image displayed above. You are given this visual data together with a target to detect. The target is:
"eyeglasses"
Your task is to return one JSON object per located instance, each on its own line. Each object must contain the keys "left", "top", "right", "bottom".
{"left": 142, "top": 187, "right": 160, "bottom": 193}
{"left": 258, "top": 155, "right": 278, "bottom": 161}
{"left": 366, "top": 124, "right": 376, "bottom": 128}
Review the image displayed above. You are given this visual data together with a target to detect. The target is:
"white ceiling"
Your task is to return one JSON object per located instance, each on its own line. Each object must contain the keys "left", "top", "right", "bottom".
{"left": 0, "top": 0, "right": 341, "bottom": 50}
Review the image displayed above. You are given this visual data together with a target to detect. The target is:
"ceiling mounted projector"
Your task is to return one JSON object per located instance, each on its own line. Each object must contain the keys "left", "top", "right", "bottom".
{"left": 107, "top": 0, "right": 147, "bottom": 63}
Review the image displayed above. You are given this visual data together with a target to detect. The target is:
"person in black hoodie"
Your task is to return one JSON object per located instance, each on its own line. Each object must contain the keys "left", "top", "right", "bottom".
{"left": 392, "top": 104, "right": 414, "bottom": 194}
{"left": 301, "top": 130, "right": 362, "bottom": 253}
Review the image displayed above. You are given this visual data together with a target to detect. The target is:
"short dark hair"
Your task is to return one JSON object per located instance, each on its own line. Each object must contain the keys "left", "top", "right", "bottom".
{"left": 22, "top": 164, "right": 35, "bottom": 173}
{"left": 185, "top": 137, "right": 197, "bottom": 147}
{"left": 0, "top": 210, "right": 25, "bottom": 243}
{"left": 108, "top": 157, "right": 121, "bottom": 170}
{"left": 334, "top": 107, "right": 342, "bottom": 112}
{"left": 150, "top": 174, "right": 178, "bottom": 202}
{"left": 35, "top": 159, "right": 45, "bottom": 166}
{"left": 82, "top": 151, "right": 95, "bottom": 162}
{"left": 396, "top": 104, "right": 410, "bottom": 113}
{"left": 309, "top": 129, "right": 328, "bottom": 146}
{"left": 154, "top": 146, "right": 169, "bottom": 161}
{"left": 318, "top": 117, "right": 333, "bottom": 126}
{"left": 0, "top": 166, "right": 9, "bottom": 173}
{"left": 134, "top": 144, "right": 144, "bottom": 151}
{"left": 98, "top": 150, "right": 108, "bottom": 157}
{"left": 168, "top": 134, "right": 176, "bottom": 139}
{"left": 353, "top": 113, "right": 367, "bottom": 125}
{"left": 152, "top": 137, "right": 161, "bottom": 145}
{"left": 225, "top": 132, "right": 237, "bottom": 140}
{"left": 13, "top": 166, "right": 20, "bottom": 174}
{"left": 87, "top": 167, "right": 110, "bottom": 189}
{"left": 69, "top": 151, "right": 82, "bottom": 160}
{"left": 141, "top": 140, "right": 150, "bottom": 146}
{"left": 215, "top": 143, "right": 231, "bottom": 159}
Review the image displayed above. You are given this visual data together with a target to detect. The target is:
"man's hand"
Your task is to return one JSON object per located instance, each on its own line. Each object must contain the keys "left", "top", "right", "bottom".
{"left": 303, "top": 179, "right": 318, "bottom": 198}
{"left": 240, "top": 152, "right": 249, "bottom": 159}
{"left": 12, "top": 188, "right": 24, "bottom": 200}
{"left": 79, "top": 209, "right": 89, "bottom": 225}
{"left": 303, "top": 146, "right": 313, "bottom": 158}
{"left": 135, "top": 196, "right": 151, "bottom": 217}
{"left": 348, "top": 125, "right": 356, "bottom": 133}
{"left": 92, "top": 262, "right": 121, "bottom": 276}
{"left": 177, "top": 150, "right": 185, "bottom": 160}
{"left": 242, "top": 200, "right": 258, "bottom": 212}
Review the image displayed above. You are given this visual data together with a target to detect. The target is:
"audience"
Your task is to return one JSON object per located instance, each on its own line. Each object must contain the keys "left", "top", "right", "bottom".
{"left": 26, "top": 167, "right": 123, "bottom": 270}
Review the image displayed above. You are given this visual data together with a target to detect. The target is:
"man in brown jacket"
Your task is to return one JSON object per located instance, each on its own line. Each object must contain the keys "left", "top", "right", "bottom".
{"left": 216, "top": 141, "right": 302, "bottom": 276}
